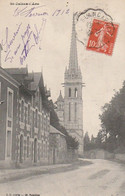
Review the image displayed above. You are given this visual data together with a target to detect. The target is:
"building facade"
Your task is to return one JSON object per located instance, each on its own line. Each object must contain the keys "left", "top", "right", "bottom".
{"left": 55, "top": 91, "right": 64, "bottom": 126}
{"left": 0, "top": 67, "right": 20, "bottom": 167}
{"left": 56, "top": 14, "right": 84, "bottom": 155}
{"left": 0, "top": 67, "right": 51, "bottom": 167}
{"left": 49, "top": 125, "right": 67, "bottom": 164}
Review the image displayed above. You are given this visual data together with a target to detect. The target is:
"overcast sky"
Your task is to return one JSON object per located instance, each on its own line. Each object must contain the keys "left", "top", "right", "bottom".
{"left": 0, "top": 0, "right": 125, "bottom": 137}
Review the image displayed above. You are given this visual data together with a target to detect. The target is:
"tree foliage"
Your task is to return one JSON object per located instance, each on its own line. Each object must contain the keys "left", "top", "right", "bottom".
{"left": 99, "top": 81, "right": 125, "bottom": 152}
{"left": 84, "top": 132, "right": 90, "bottom": 151}
{"left": 84, "top": 132, "right": 100, "bottom": 151}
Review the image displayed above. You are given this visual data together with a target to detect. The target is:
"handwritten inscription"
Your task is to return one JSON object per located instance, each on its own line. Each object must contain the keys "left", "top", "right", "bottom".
{"left": 52, "top": 9, "right": 70, "bottom": 16}
{"left": 1, "top": 23, "right": 22, "bottom": 53}
{"left": 13, "top": 6, "right": 48, "bottom": 17}
{"left": 13, "top": 6, "right": 70, "bottom": 17}
{"left": 1, "top": 18, "right": 46, "bottom": 65}
{"left": 20, "top": 19, "right": 46, "bottom": 65}
{"left": 1, "top": 5, "right": 70, "bottom": 65}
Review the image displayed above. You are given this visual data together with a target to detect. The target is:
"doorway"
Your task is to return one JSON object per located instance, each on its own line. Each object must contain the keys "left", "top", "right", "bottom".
{"left": 34, "top": 138, "right": 37, "bottom": 163}
{"left": 20, "top": 135, "right": 23, "bottom": 163}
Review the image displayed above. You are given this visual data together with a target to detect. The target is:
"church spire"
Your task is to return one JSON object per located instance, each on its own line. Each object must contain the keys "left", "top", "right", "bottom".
{"left": 69, "top": 13, "right": 78, "bottom": 71}
{"left": 57, "top": 90, "right": 64, "bottom": 102}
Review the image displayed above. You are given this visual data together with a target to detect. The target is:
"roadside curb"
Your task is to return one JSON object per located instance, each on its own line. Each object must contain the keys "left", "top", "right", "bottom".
{"left": 0, "top": 159, "right": 92, "bottom": 184}
{"left": 0, "top": 164, "right": 70, "bottom": 184}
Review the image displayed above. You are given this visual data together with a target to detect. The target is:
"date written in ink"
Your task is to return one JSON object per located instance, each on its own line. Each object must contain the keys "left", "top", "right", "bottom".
{"left": 52, "top": 9, "right": 70, "bottom": 16}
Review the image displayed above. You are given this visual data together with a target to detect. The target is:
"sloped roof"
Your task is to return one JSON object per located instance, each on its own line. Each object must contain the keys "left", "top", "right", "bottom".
{"left": 4, "top": 68, "right": 48, "bottom": 98}
{"left": 0, "top": 66, "right": 20, "bottom": 87}
{"left": 50, "top": 125, "right": 66, "bottom": 137}
{"left": 57, "top": 91, "right": 64, "bottom": 102}
{"left": 5, "top": 67, "right": 28, "bottom": 75}
{"left": 29, "top": 72, "right": 42, "bottom": 91}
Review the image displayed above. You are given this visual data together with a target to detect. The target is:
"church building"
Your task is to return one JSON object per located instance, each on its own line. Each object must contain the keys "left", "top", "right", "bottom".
{"left": 56, "top": 14, "right": 84, "bottom": 155}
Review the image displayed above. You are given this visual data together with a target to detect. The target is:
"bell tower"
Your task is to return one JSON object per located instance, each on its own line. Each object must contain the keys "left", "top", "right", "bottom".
{"left": 64, "top": 13, "right": 84, "bottom": 155}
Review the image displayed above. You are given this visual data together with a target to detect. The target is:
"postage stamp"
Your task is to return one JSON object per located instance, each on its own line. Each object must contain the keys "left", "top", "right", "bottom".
{"left": 86, "top": 19, "right": 119, "bottom": 55}
{"left": 76, "top": 8, "right": 113, "bottom": 46}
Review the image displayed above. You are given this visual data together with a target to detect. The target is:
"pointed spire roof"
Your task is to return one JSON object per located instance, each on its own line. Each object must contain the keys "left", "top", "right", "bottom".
{"left": 57, "top": 90, "right": 64, "bottom": 102}
{"left": 64, "top": 13, "right": 82, "bottom": 81}
{"left": 69, "top": 13, "right": 78, "bottom": 71}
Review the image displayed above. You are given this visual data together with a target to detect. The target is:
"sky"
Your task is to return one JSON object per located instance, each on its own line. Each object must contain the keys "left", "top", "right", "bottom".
{"left": 0, "top": 0, "right": 125, "bottom": 137}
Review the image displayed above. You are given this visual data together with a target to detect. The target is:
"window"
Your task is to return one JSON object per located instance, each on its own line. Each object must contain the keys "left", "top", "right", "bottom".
{"left": 38, "top": 143, "right": 40, "bottom": 160}
{"left": 7, "top": 131, "right": 11, "bottom": 157}
{"left": 19, "top": 103, "right": 21, "bottom": 121}
{"left": 31, "top": 141, "right": 33, "bottom": 160}
{"left": 21, "top": 100, "right": 24, "bottom": 122}
{"left": 27, "top": 136, "right": 30, "bottom": 157}
{"left": 41, "top": 141, "right": 43, "bottom": 157}
{"left": 28, "top": 104, "right": 30, "bottom": 124}
{"left": 35, "top": 109, "right": 38, "bottom": 128}
{"left": 39, "top": 115, "right": 41, "bottom": 133}
{"left": 8, "top": 120, "right": 11, "bottom": 127}
{"left": 39, "top": 95, "right": 42, "bottom": 112}
{"left": 69, "top": 102, "right": 71, "bottom": 121}
{"left": 24, "top": 140, "right": 26, "bottom": 160}
{"left": 74, "top": 88, "right": 78, "bottom": 97}
{"left": 32, "top": 111, "right": 34, "bottom": 129}
{"left": 20, "top": 135, "right": 23, "bottom": 163}
{"left": 8, "top": 91, "right": 13, "bottom": 118}
{"left": 69, "top": 88, "right": 71, "bottom": 97}
{"left": 75, "top": 102, "right": 77, "bottom": 121}
{"left": 25, "top": 106, "right": 27, "bottom": 124}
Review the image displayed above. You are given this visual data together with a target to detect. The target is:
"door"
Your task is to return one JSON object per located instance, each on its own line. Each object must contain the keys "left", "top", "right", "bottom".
{"left": 34, "top": 138, "right": 37, "bottom": 163}
{"left": 53, "top": 148, "right": 56, "bottom": 164}
{"left": 20, "top": 135, "right": 23, "bottom": 163}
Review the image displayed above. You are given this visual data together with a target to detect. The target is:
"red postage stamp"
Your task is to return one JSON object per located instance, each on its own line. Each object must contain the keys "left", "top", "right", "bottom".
{"left": 86, "top": 19, "right": 119, "bottom": 55}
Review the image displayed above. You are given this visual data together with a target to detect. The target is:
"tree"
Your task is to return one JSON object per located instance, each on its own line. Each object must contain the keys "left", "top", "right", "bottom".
{"left": 99, "top": 81, "right": 125, "bottom": 152}
{"left": 84, "top": 132, "right": 90, "bottom": 151}
{"left": 66, "top": 135, "right": 79, "bottom": 150}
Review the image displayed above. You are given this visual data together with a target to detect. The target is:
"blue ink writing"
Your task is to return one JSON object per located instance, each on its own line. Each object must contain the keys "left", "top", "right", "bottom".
{"left": 52, "top": 9, "right": 70, "bottom": 16}
{"left": 1, "top": 23, "right": 22, "bottom": 52}
{"left": 1, "top": 19, "right": 46, "bottom": 64}
{"left": 20, "top": 18, "right": 46, "bottom": 65}
{"left": 13, "top": 6, "right": 48, "bottom": 17}
{"left": 5, "top": 50, "right": 14, "bottom": 63}
{"left": 14, "top": 44, "right": 21, "bottom": 55}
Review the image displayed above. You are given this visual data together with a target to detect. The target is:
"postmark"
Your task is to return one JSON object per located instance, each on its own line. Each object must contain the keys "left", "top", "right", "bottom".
{"left": 86, "top": 19, "right": 119, "bottom": 55}
{"left": 76, "top": 8, "right": 113, "bottom": 46}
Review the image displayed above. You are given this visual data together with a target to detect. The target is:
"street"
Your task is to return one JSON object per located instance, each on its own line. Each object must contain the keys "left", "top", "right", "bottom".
{"left": 0, "top": 159, "right": 125, "bottom": 196}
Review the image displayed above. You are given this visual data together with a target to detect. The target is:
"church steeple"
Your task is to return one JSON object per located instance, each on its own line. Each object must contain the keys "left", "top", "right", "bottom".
{"left": 69, "top": 13, "right": 78, "bottom": 71}
{"left": 57, "top": 90, "right": 64, "bottom": 102}
{"left": 65, "top": 13, "right": 82, "bottom": 80}
{"left": 63, "top": 13, "right": 84, "bottom": 155}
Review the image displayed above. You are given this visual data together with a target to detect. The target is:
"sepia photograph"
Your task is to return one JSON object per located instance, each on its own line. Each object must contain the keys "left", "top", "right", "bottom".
{"left": 0, "top": 0, "right": 125, "bottom": 195}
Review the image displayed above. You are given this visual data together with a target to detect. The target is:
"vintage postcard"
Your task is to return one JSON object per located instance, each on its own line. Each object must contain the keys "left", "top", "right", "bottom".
{"left": 0, "top": 0, "right": 125, "bottom": 195}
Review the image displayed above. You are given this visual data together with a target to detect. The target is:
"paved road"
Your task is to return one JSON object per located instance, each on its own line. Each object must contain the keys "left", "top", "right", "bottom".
{"left": 0, "top": 159, "right": 125, "bottom": 196}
